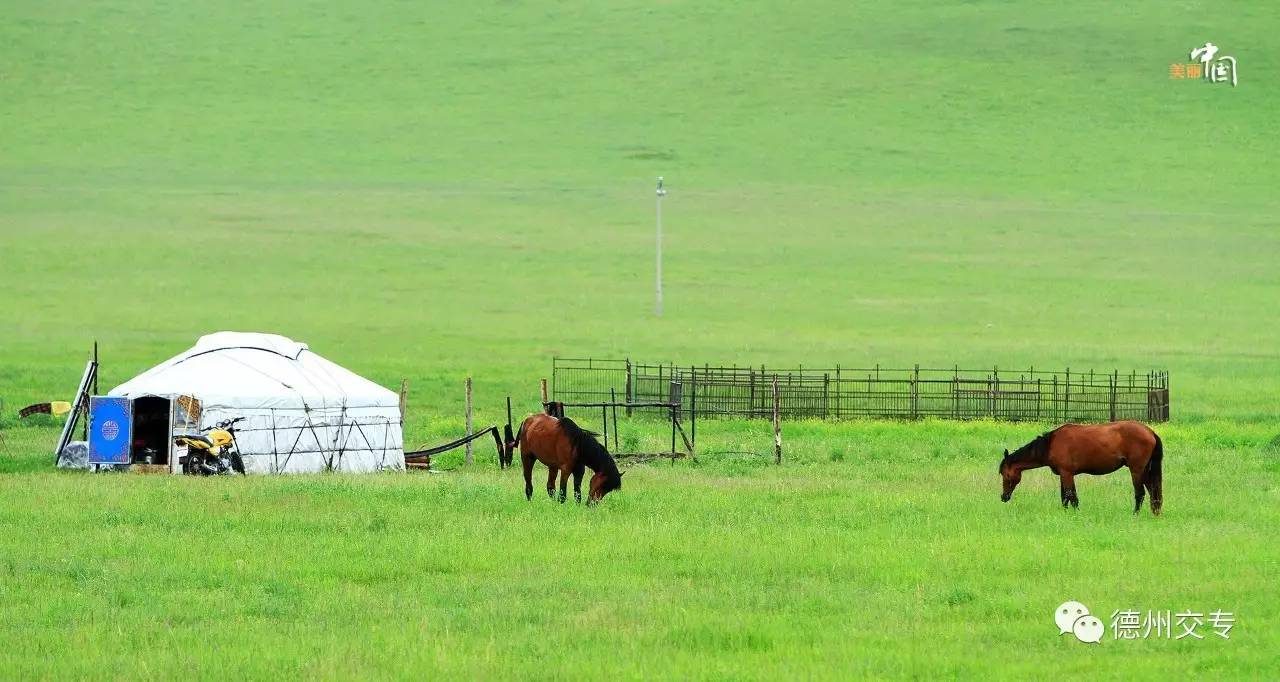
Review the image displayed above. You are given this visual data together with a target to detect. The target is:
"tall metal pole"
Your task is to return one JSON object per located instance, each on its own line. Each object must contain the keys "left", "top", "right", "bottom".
{"left": 655, "top": 176, "right": 666, "bottom": 317}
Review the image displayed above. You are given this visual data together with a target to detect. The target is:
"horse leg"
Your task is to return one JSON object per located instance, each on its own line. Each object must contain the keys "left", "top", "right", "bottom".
{"left": 573, "top": 465, "right": 584, "bottom": 503}
{"left": 546, "top": 466, "right": 557, "bottom": 499}
{"left": 521, "top": 452, "right": 535, "bottom": 500}
{"left": 558, "top": 468, "right": 570, "bottom": 504}
{"left": 1060, "top": 472, "right": 1078, "bottom": 509}
{"left": 1130, "top": 466, "right": 1146, "bottom": 514}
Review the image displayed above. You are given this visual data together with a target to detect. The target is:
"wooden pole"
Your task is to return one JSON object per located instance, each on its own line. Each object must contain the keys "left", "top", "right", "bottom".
{"left": 690, "top": 378, "right": 696, "bottom": 448}
{"left": 1109, "top": 371, "right": 1117, "bottom": 422}
{"left": 540, "top": 378, "right": 548, "bottom": 406}
{"left": 625, "top": 359, "right": 633, "bottom": 417}
{"left": 911, "top": 364, "right": 919, "bottom": 420}
{"left": 773, "top": 376, "right": 781, "bottom": 465}
{"left": 610, "top": 388, "right": 619, "bottom": 450}
{"left": 1064, "top": 368, "right": 1071, "bottom": 420}
{"left": 670, "top": 404, "right": 677, "bottom": 457}
{"left": 398, "top": 379, "right": 408, "bottom": 422}
{"left": 464, "top": 377, "right": 474, "bottom": 465}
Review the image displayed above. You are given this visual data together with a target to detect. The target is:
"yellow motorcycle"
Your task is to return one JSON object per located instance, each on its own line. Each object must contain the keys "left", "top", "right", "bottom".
{"left": 175, "top": 417, "right": 246, "bottom": 475}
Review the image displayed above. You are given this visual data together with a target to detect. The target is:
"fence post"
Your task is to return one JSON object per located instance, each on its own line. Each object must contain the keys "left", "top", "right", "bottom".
{"left": 625, "top": 359, "right": 633, "bottom": 417}
{"left": 823, "top": 372, "right": 830, "bottom": 420}
{"left": 610, "top": 388, "right": 619, "bottom": 449}
{"left": 750, "top": 369, "right": 756, "bottom": 419}
{"left": 911, "top": 364, "right": 919, "bottom": 420}
{"left": 835, "top": 364, "right": 842, "bottom": 419}
{"left": 1064, "top": 368, "right": 1071, "bottom": 420}
{"left": 540, "top": 378, "right": 548, "bottom": 406}
{"left": 690, "top": 380, "right": 697, "bottom": 447}
{"left": 773, "top": 376, "right": 782, "bottom": 465}
{"left": 464, "top": 376, "right": 474, "bottom": 465}
{"left": 398, "top": 379, "right": 408, "bottom": 423}
{"left": 1052, "top": 375, "right": 1058, "bottom": 422}
{"left": 670, "top": 404, "right": 677, "bottom": 457}
{"left": 1109, "top": 370, "right": 1117, "bottom": 422}
{"left": 988, "top": 368, "right": 997, "bottom": 419}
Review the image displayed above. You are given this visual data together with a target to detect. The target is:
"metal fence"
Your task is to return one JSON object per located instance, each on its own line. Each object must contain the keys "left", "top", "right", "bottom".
{"left": 552, "top": 358, "right": 1170, "bottom": 423}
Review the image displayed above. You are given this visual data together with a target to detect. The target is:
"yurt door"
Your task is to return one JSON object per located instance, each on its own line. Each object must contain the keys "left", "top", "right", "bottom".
{"left": 88, "top": 396, "right": 132, "bottom": 466}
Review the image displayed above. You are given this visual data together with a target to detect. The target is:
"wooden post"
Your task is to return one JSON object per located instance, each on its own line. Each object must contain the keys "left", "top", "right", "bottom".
{"left": 1109, "top": 370, "right": 1117, "bottom": 422}
{"left": 610, "top": 388, "right": 619, "bottom": 450}
{"left": 1052, "top": 375, "right": 1058, "bottom": 422}
{"left": 689, "top": 380, "right": 697, "bottom": 447}
{"left": 625, "top": 359, "right": 633, "bottom": 417}
{"left": 1064, "top": 368, "right": 1071, "bottom": 420}
{"left": 910, "top": 364, "right": 919, "bottom": 420}
{"left": 987, "top": 374, "right": 995, "bottom": 418}
{"left": 464, "top": 377, "right": 474, "bottom": 465}
{"left": 823, "top": 372, "right": 830, "bottom": 420}
{"left": 540, "top": 378, "right": 548, "bottom": 406}
{"left": 835, "top": 364, "right": 842, "bottom": 419}
{"left": 772, "top": 376, "right": 782, "bottom": 465}
{"left": 670, "top": 404, "right": 677, "bottom": 457}
{"left": 398, "top": 379, "right": 408, "bottom": 422}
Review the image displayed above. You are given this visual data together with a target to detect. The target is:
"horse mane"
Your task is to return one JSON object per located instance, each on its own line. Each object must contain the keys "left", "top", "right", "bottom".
{"left": 558, "top": 417, "right": 620, "bottom": 480}
{"left": 1000, "top": 429, "right": 1058, "bottom": 471}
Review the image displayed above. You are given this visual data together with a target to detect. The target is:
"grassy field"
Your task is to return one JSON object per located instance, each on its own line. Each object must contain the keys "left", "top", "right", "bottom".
{"left": 2, "top": 0, "right": 1278, "bottom": 678}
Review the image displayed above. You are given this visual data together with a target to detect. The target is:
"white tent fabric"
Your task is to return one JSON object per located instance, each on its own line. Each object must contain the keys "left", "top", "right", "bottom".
{"left": 109, "top": 332, "right": 403, "bottom": 474}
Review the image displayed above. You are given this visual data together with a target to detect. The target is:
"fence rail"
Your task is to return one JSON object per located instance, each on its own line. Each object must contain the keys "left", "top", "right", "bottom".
{"left": 552, "top": 358, "right": 1170, "bottom": 423}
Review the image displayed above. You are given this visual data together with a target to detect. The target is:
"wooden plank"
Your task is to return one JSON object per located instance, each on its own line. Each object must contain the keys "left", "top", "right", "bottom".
{"left": 398, "top": 379, "right": 408, "bottom": 422}
{"left": 464, "top": 377, "right": 474, "bottom": 465}
{"left": 773, "top": 376, "right": 782, "bottom": 465}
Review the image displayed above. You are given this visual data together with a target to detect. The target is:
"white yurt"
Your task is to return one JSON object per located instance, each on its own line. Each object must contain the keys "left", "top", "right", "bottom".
{"left": 108, "top": 332, "right": 404, "bottom": 474}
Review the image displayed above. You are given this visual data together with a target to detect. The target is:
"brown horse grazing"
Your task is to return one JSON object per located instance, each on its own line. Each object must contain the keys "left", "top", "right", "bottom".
{"left": 505, "top": 414, "right": 623, "bottom": 504}
{"left": 1000, "top": 421, "right": 1163, "bottom": 515}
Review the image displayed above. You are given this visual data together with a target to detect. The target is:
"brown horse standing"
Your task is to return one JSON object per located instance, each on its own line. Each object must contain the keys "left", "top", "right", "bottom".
{"left": 505, "top": 414, "right": 623, "bottom": 503}
{"left": 1000, "top": 421, "right": 1163, "bottom": 514}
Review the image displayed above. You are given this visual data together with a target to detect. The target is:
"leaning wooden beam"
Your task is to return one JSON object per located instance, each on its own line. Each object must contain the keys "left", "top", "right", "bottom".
{"left": 773, "top": 376, "right": 782, "bottom": 465}
{"left": 405, "top": 425, "right": 498, "bottom": 459}
{"left": 673, "top": 416, "right": 696, "bottom": 461}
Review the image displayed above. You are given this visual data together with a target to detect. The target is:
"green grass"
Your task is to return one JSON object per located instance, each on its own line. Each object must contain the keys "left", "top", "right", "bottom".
{"left": 2, "top": 0, "right": 1278, "bottom": 678}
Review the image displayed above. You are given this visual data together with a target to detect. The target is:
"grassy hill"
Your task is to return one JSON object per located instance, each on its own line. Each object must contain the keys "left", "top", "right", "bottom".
{"left": 1, "top": 1, "right": 1277, "bottom": 678}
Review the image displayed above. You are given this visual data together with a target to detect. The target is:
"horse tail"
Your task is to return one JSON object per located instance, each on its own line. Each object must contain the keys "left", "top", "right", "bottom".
{"left": 1145, "top": 431, "right": 1163, "bottom": 514}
